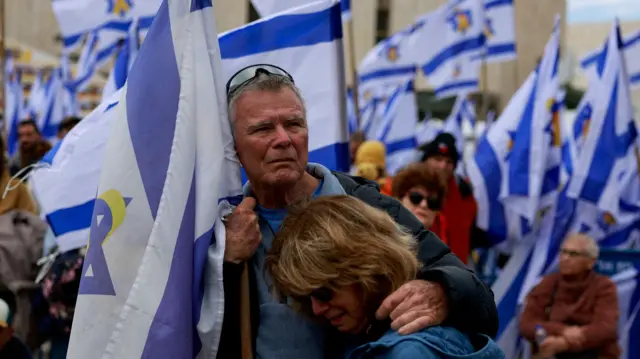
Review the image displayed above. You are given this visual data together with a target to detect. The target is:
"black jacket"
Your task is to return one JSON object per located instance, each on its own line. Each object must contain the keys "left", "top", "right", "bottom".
{"left": 217, "top": 172, "right": 498, "bottom": 359}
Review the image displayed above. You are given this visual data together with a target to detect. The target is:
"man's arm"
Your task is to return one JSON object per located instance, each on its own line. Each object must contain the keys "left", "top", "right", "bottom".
{"left": 519, "top": 275, "right": 567, "bottom": 340}
{"left": 565, "top": 277, "right": 619, "bottom": 352}
{"left": 352, "top": 183, "right": 499, "bottom": 337}
{"left": 217, "top": 262, "right": 244, "bottom": 359}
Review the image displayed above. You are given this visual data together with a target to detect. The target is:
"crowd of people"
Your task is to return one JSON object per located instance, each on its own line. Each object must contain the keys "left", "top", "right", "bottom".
{"left": 0, "top": 63, "right": 623, "bottom": 359}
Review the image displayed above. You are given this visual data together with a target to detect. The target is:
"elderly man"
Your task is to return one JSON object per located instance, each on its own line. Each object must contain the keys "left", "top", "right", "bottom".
{"left": 219, "top": 64, "right": 498, "bottom": 359}
{"left": 520, "top": 233, "right": 619, "bottom": 359}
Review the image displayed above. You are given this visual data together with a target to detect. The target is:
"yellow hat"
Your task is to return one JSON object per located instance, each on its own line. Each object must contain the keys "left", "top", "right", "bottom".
{"left": 355, "top": 141, "right": 386, "bottom": 168}
{"left": 355, "top": 162, "right": 380, "bottom": 181}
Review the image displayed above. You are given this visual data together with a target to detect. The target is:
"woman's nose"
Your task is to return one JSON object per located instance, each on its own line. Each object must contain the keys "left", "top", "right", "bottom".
{"left": 310, "top": 297, "right": 330, "bottom": 316}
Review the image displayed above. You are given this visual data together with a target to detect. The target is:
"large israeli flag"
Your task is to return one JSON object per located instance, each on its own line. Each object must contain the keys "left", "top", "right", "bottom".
{"left": 581, "top": 29, "right": 640, "bottom": 89}
{"left": 219, "top": 0, "right": 349, "bottom": 171}
{"left": 412, "top": 0, "right": 485, "bottom": 98}
{"left": 567, "top": 20, "right": 639, "bottom": 221}
{"left": 500, "top": 16, "right": 561, "bottom": 224}
{"left": 482, "top": 0, "right": 517, "bottom": 63}
{"left": 67, "top": 1, "right": 242, "bottom": 358}
{"left": 52, "top": 0, "right": 160, "bottom": 52}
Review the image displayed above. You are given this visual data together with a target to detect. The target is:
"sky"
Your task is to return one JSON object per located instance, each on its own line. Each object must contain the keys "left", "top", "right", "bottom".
{"left": 568, "top": 0, "right": 640, "bottom": 23}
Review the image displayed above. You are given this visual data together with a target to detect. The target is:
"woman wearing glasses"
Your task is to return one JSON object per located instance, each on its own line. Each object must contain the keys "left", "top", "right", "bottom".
{"left": 391, "top": 164, "right": 448, "bottom": 245}
{"left": 267, "top": 195, "right": 503, "bottom": 358}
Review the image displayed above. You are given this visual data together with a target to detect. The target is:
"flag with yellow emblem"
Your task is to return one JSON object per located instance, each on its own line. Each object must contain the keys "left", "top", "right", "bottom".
{"left": 67, "top": 0, "right": 243, "bottom": 358}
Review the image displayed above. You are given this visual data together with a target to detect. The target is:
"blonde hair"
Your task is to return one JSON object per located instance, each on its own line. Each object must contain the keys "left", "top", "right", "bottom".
{"left": 267, "top": 195, "right": 420, "bottom": 316}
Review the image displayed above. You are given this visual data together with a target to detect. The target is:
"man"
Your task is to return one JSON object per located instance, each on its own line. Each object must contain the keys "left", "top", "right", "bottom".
{"left": 519, "top": 234, "right": 619, "bottom": 359}
{"left": 56, "top": 116, "right": 82, "bottom": 140}
{"left": 420, "top": 133, "right": 487, "bottom": 263}
{"left": 219, "top": 64, "right": 498, "bottom": 359}
{"left": 9, "top": 119, "right": 51, "bottom": 177}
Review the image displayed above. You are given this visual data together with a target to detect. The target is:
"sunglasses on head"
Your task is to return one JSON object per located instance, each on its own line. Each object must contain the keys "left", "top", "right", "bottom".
{"left": 226, "top": 64, "right": 295, "bottom": 96}
{"left": 408, "top": 192, "right": 442, "bottom": 211}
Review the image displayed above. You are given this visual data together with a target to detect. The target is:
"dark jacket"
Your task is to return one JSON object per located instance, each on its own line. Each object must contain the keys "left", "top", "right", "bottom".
{"left": 217, "top": 172, "right": 499, "bottom": 359}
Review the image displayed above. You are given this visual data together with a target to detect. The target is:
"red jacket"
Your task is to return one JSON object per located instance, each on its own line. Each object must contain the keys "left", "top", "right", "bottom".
{"left": 430, "top": 214, "right": 448, "bottom": 245}
{"left": 441, "top": 176, "right": 477, "bottom": 263}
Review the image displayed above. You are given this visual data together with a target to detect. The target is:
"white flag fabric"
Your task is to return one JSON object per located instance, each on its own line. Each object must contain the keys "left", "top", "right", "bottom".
{"left": 67, "top": 1, "right": 242, "bottom": 358}
{"left": 52, "top": 0, "right": 160, "bottom": 52}
{"left": 482, "top": 0, "right": 517, "bottom": 63}
{"left": 220, "top": 0, "right": 349, "bottom": 172}
{"left": 30, "top": 91, "right": 122, "bottom": 253}
{"left": 581, "top": 29, "right": 640, "bottom": 89}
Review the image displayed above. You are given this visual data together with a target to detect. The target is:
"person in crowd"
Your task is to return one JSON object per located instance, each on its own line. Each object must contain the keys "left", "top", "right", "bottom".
{"left": 420, "top": 133, "right": 487, "bottom": 263}
{"left": 349, "top": 130, "right": 365, "bottom": 174}
{"left": 0, "top": 283, "right": 32, "bottom": 359}
{"left": 391, "top": 163, "right": 448, "bottom": 243}
{"left": 9, "top": 119, "right": 52, "bottom": 177}
{"left": 0, "top": 136, "right": 36, "bottom": 215}
{"left": 353, "top": 140, "right": 391, "bottom": 193}
{"left": 267, "top": 195, "right": 505, "bottom": 358}
{"left": 219, "top": 64, "right": 498, "bottom": 359}
{"left": 519, "top": 233, "right": 619, "bottom": 359}
{"left": 56, "top": 116, "right": 82, "bottom": 140}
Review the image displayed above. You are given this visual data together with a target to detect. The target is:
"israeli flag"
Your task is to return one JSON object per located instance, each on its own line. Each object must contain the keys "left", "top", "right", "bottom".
{"left": 372, "top": 80, "right": 419, "bottom": 175}
{"left": 567, "top": 20, "right": 639, "bottom": 221}
{"left": 415, "top": 116, "right": 442, "bottom": 147}
{"left": 30, "top": 92, "right": 122, "bottom": 253}
{"left": 251, "top": 0, "right": 351, "bottom": 20}
{"left": 358, "top": 23, "right": 420, "bottom": 103}
{"left": 412, "top": 0, "right": 485, "bottom": 99}
{"left": 103, "top": 20, "right": 141, "bottom": 100}
{"left": 4, "top": 54, "right": 24, "bottom": 156}
{"left": 67, "top": 1, "right": 242, "bottom": 358}
{"left": 220, "top": 0, "right": 349, "bottom": 172}
{"left": 52, "top": 0, "right": 160, "bottom": 52}
{"left": 581, "top": 29, "right": 640, "bottom": 89}
{"left": 442, "top": 95, "right": 476, "bottom": 154}
{"left": 500, "top": 16, "right": 561, "bottom": 224}
{"left": 482, "top": 0, "right": 517, "bottom": 63}
{"left": 25, "top": 70, "right": 45, "bottom": 121}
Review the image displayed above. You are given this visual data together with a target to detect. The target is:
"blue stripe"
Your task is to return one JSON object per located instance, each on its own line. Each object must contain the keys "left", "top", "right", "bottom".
{"left": 378, "top": 81, "right": 413, "bottom": 142}
{"left": 485, "top": 0, "right": 512, "bottom": 10}
{"left": 62, "top": 15, "right": 155, "bottom": 49}
{"left": 507, "top": 78, "right": 537, "bottom": 197}
{"left": 631, "top": 72, "right": 640, "bottom": 85}
{"left": 191, "top": 0, "right": 212, "bottom": 11}
{"left": 359, "top": 66, "right": 416, "bottom": 83}
{"left": 474, "top": 137, "right": 508, "bottom": 243}
{"left": 41, "top": 140, "right": 63, "bottom": 165}
{"left": 386, "top": 137, "right": 416, "bottom": 154}
{"left": 486, "top": 43, "right": 516, "bottom": 57}
{"left": 422, "top": 36, "right": 485, "bottom": 75}
{"left": 47, "top": 199, "right": 96, "bottom": 236}
{"left": 219, "top": 3, "right": 342, "bottom": 59}
{"left": 496, "top": 249, "right": 533, "bottom": 338}
{"left": 435, "top": 80, "right": 478, "bottom": 98}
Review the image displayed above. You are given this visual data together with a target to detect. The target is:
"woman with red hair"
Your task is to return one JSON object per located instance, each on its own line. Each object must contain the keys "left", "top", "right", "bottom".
{"left": 391, "top": 164, "right": 448, "bottom": 244}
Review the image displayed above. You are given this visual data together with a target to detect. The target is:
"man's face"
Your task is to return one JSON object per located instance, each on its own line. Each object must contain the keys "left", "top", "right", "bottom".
{"left": 18, "top": 124, "right": 40, "bottom": 150}
{"left": 424, "top": 155, "right": 455, "bottom": 180}
{"left": 233, "top": 88, "right": 309, "bottom": 188}
{"left": 559, "top": 236, "right": 596, "bottom": 276}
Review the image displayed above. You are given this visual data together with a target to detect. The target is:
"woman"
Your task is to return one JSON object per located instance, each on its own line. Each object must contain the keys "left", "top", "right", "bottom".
{"left": 391, "top": 163, "right": 448, "bottom": 243}
{"left": 267, "top": 195, "right": 504, "bottom": 359}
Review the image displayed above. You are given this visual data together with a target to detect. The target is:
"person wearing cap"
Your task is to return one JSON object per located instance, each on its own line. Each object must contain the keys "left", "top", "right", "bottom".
{"left": 353, "top": 140, "right": 391, "bottom": 190}
{"left": 420, "top": 133, "right": 486, "bottom": 264}
{"left": 219, "top": 64, "right": 498, "bottom": 359}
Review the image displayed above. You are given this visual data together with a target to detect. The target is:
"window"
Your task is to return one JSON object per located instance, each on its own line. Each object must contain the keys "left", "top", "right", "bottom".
{"left": 247, "top": 1, "right": 260, "bottom": 22}
{"left": 375, "top": 0, "right": 390, "bottom": 43}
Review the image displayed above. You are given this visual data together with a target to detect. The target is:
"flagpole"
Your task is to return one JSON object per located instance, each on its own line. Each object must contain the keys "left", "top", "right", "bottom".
{"left": 346, "top": 14, "right": 361, "bottom": 129}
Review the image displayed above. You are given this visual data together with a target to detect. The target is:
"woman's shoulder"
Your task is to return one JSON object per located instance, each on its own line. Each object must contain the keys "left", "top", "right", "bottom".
{"left": 347, "top": 326, "right": 505, "bottom": 359}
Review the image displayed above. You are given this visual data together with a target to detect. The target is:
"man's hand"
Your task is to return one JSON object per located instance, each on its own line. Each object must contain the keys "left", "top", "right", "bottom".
{"left": 539, "top": 336, "right": 569, "bottom": 357}
{"left": 562, "top": 326, "right": 585, "bottom": 348}
{"left": 223, "top": 197, "right": 261, "bottom": 263}
{"left": 375, "top": 280, "right": 448, "bottom": 335}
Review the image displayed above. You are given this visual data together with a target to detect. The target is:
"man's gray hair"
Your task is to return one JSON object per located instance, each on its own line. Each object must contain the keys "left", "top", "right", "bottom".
{"left": 227, "top": 73, "right": 306, "bottom": 125}
{"left": 564, "top": 233, "right": 600, "bottom": 259}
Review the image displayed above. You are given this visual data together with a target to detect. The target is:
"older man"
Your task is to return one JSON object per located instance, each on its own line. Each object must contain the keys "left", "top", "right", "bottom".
{"left": 219, "top": 64, "right": 498, "bottom": 359}
{"left": 520, "top": 233, "right": 619, "bottom": 359}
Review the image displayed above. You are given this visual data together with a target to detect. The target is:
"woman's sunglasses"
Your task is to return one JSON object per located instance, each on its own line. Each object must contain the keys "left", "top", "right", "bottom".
{"left": 408, "top": 192, "right": 442, "bottom": 211}
{"left": 226, "top": 64, "right": 295, "bottom": 96}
